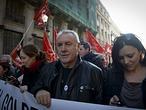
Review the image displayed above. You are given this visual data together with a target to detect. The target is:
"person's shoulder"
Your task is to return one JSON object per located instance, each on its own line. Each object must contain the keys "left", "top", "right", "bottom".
{"left": 40, "top": 61, "right": 56, "bottom": 72}
{"left": 87, "top": 52, "right": 98, "bottom": 58}
{"left": 81, "top": 60, "right": 102, "bottom": 72}
{"left": 105, "top": 66, "right": 123, "bottom": 78}
{"left": 43, "top": 60, "right": 56, "bottom": 66}
{"left": 80, "top": 61, "right": 103, "bottom": 82}
{"left": 94, "top": 54, "right": 104, "bottom": 60}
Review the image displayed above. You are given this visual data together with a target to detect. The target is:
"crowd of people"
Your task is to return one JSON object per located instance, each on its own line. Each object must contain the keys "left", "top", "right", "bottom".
{"left": 0, "top": 30, "right": 145, "bottom": 109}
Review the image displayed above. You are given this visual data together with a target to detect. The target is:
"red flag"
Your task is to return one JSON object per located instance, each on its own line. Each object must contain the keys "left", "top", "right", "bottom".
{"left": 43, "top": 31, "right": 57, "bottom": 62}
{"left": 10, "top": 45, "right": 22, "bottom": 68}
{"left": 104, "top": 42, "right": 112, "bottom": 54}
{"left": 34, "top": 0, "right": 50, "bottom": 27}
{"left": 85, "top": 30, "right": 104, "bottom": 53}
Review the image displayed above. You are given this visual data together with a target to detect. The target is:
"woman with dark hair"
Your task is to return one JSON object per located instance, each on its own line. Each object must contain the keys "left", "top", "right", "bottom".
{"left": 103, "top": 33, "right": 146, "bottom": 109}
{"left": 19, "top": 44, "right": 51, "bottom": 95}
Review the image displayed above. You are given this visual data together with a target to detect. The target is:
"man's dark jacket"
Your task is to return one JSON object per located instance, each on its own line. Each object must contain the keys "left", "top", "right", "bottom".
{"left": 34, "top": 56, "right": 103, "bottom": 104}
{"left": 82, "top": 52, "right": 105, "bottom": 71}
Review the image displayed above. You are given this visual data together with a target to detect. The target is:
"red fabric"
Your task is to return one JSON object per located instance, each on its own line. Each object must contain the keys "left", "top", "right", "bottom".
{"left": 85, "top": 30, "right": 104, "bottom": 53}
{"left": 34, "top": 0, "right": 50, "bottom": 27}
{"left": 29, "top": 60, "right": 41, "bottom": 73}
{"left": 104, "top": 42, "right": 112, "bottom": 54}
{"left": 21, "top": 60, "right": 42, "bottom": 74}
{"left": 10, "top": 46, "right": 22, "bottom": 68}
{"left": 43, "top": 31, "right": 57, "bottom": 62}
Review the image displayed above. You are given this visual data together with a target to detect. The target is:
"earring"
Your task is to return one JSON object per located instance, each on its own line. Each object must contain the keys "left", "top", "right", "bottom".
{"left": 140, "top": 53, "right": 144, "bottom": 61}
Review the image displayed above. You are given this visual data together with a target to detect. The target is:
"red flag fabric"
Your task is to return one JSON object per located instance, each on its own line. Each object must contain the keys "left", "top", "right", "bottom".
{"left": 104, "top": 42, "right": 112, "bottom": 54}
{"left": 34, "top": 0, "right": 50, "bottom": 27}
{"left": 10, "top": 45, "right": 22, "bottom": 68}
{"left": 43, "top": 31, "right": 57, "bottom": 62}
{"left": 85, "top": 30, "right": 104, "bottom": 53}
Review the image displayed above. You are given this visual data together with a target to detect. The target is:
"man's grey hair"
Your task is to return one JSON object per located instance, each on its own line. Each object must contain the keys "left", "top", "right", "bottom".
{"left": 57, "top": 29, "right": 80, "bottom": 43}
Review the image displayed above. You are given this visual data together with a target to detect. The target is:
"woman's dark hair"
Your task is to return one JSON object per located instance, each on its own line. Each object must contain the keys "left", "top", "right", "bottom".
{"left": 112, "top": 33, "right": 146, "bottom": 71}
{"left": 21, "top": 44, "right": 46, "bottom": 61}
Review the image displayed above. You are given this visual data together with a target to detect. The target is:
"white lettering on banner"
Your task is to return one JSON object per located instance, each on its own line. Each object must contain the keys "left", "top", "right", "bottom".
{"left": 0, "top": 80, "right": 48, "bottom": 110}
{"left": 0, "top": 80, "right": 144, "bottom": 110}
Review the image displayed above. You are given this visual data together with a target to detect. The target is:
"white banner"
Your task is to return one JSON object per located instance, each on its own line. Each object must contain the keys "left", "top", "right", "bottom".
{"left": 0, "top": 80, "right": 143, "bottom": 110}
{"left": 50, "top": 99, "right": 142, "bottom": 110}
{"left": 0, "top": 80, "right": 48, "bottom": 110}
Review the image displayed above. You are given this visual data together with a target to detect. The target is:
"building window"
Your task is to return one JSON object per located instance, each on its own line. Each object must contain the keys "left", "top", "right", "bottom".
{"left": 3, "top": 29, "right": 22, "bottom": 54}
{"left": 5, "top": 0, "right": 25, "bottom": 24}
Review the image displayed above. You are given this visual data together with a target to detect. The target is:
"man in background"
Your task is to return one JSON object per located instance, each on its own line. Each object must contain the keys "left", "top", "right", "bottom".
{"left": 79, "top": 41, "right": 106, "bottom": 71}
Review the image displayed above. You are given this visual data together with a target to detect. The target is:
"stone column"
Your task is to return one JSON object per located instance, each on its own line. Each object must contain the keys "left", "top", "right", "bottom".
{"left": 0, "top": 0, "right": 6, "bottom": 54}
{"left": 23, "top": 3, "right": 34, "bottom": 45}
{"left": 47, "top": 16, "right": 54, "bottom": 42}
{"left": 0, "top": 0, "right": 6, "bottom": 24}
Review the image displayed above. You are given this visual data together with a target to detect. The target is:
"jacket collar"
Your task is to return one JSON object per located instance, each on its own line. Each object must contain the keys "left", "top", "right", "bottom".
{"left": 55, "top": 55, "right": 82, "bottom": 70}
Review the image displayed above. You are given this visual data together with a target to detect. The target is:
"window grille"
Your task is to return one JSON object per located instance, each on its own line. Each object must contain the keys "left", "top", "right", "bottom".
{"left": 5, "top": 0, "right": 25, "bottom": 24}
{"left": 3, "top": 29, "right": 22, "bottom": 54}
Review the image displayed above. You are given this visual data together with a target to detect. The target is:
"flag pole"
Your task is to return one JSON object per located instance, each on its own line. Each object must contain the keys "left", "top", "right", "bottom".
{"left": 10, "top": 20, "right": 34, "bottom": 56}
{"left": 19, "top": 20, "right": 34, "bottom": 45}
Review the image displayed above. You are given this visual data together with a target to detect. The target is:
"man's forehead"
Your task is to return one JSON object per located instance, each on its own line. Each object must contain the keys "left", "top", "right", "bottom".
{"left": 57, "top": 33, "right": 76, "bottom": 42}
{"left": 58, "top": 32, "right": 75, "bottom": 38}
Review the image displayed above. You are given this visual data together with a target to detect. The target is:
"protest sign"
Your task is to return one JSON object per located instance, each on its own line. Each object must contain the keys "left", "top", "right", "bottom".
{"left": 0, "top": 80, "right": 48, "bottom": 110}
{"left": 0, "top": 80, "right": 143, "bottom": 110}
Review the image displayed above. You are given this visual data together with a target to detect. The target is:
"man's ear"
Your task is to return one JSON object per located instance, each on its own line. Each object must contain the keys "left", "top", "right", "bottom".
{"left": 78, "top": 43, "right": 81, "bottom": 48}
